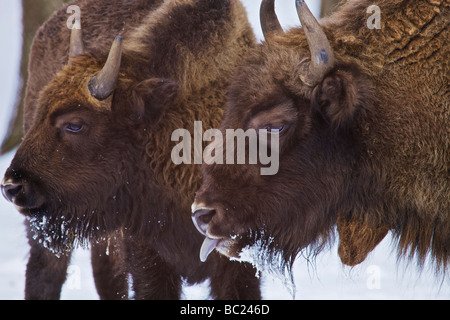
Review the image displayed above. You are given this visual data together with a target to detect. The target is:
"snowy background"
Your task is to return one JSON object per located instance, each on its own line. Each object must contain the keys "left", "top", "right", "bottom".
{"left": 0, "top": 0, "right": 448, "bottom": 300}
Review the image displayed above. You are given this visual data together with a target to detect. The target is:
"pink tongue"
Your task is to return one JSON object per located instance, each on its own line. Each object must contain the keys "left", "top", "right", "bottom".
{"left": 200, "top": 237, "right": 219, "bottom": 262}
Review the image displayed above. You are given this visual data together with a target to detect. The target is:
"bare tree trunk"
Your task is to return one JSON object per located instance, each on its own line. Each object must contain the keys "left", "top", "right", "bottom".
{"left": 1, "top": 0, "right": 71, "bottom": 155}
{"left": 320, "top": 0, "right": 345, "bottom": 18}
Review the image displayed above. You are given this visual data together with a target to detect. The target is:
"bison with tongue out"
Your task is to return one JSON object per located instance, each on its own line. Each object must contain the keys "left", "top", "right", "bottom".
{"left": 1, "top": 0, "right": 261, "bottom": 299}
{"left": 192, "top": 0, "right": 449, "bottom": 272}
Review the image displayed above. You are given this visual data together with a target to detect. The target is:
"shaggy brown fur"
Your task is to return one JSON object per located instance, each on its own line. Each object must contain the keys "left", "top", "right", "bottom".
{"left": 337, "top": 215, "right": 388, "bottom": 267}
{"left": 193, "top": 0, "right": 449, "bottom": 273}
{"left": 2, "top": 0, "right": 260, "bottom": 299}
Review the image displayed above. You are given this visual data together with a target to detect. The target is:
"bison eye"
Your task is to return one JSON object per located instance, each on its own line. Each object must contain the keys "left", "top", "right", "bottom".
{"left": 64, "top": 123, "right": 84, "bottom": 134}
{"left": 263, "top": 125, "right": 285, "bottom": 133}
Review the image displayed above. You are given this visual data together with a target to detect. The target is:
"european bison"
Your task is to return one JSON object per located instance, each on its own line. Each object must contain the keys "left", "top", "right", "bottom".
{"left": 1, "top": 0, "right": 261, "bottom": 299}
{"left": 192, "top": 0, "right": 449, "bottom": 273}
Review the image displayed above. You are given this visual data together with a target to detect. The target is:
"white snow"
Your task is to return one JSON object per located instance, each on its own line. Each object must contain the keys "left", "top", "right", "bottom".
{"left": 0, "top": 0, "right": 448, "bottom": 300}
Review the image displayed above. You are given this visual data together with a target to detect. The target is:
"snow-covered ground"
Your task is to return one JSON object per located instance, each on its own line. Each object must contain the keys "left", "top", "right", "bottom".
{"left": 0, "top": 0, "right": 448, "bottom": 300}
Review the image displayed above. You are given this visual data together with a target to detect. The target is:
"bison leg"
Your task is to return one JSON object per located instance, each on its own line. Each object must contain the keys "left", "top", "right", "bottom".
{"left": 125, "top": 238, "right": 181, "bottom": 300}
{"left": 209, "top": 256, "right": 261, "bottom": 300}
{"left": 25, "top": 225, "right": 71, "bottom": 300}
{"left": 337, "top": 215, "right": 389, "bottom": 267}
{"left": 91, "top": 236, "right": 129, "bottom": 300}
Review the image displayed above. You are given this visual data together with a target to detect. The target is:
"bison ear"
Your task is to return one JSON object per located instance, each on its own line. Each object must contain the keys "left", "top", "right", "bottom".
{"left": 311, "top": 66, "right": 367, "bottom": 129}
{"left": 114, "top": 78, "right": 179, "bottom": 127}
{"left": 131, "top": 78, "right": 179, "bottom": 127}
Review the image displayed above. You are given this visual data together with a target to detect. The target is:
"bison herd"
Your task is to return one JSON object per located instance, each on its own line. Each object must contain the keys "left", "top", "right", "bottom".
{"left": 1, "top": 0, "right": 448, "bottom": 299}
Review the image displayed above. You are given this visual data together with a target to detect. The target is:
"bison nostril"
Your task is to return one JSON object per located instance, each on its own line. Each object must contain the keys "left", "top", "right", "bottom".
{"left": 198, "top": 209, "right": 216, "bottom": 224}
{"left": 192, "top": 208, "right": 216, "bottom": 235}
{"left": 1, "top": 180, "right": 23, "bottom": 203}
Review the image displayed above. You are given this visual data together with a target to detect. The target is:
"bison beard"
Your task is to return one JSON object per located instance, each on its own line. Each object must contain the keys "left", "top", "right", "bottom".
{"left": 193, "top": 0, "right": 449, "bottom": 274}
{"left": 27, "top": 213, "right": 84, "bottom": 255}
{"left": 2, "top": 0, "right": 262, "bottom": 299}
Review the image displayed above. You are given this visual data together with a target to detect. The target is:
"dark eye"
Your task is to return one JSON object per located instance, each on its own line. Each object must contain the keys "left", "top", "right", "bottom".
{"left": 264, "top": 125, "right": 285, "bottom": 133}
{"left": 65, "top": 123, "right": 84, "bottom": 134}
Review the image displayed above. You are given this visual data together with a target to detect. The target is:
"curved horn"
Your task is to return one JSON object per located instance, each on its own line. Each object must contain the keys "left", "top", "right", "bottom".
{"left": 69, "top": 19, "right": 85, "bottom": 58}
{"left": 296, "top": 0, "right": 335, "bottom": 86}
{"left": 260, "top": 0, "right": 283, "bottom": 38}
{"left": 88, "top": 36, "right": 123, "bottom": 100}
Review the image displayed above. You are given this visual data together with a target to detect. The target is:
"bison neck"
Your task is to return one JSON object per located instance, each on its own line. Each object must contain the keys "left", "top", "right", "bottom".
{"left": 328, "top": 0, "right": 449, "bottom": 270}
{"left": 329, "top": 0, "right": 448, "bottom": 74}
